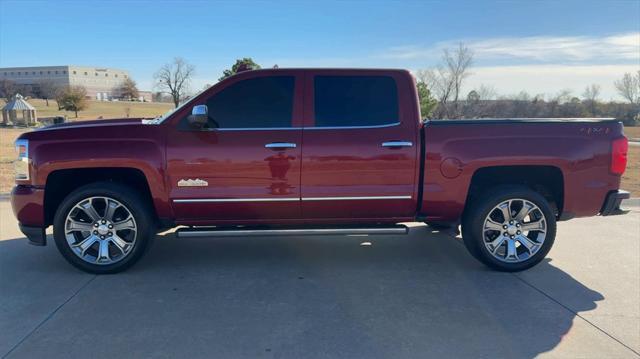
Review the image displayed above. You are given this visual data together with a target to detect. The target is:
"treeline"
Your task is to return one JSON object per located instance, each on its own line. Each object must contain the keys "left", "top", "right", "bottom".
{"left": 451, "top": 94, "right": 639, "bottom": 126}
{"left": 416, "top": 44, "right": 640, "bottom": 125}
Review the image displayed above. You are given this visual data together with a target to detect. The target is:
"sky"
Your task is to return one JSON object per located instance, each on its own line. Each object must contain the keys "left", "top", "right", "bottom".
{"left": 1, "top": 0, "right": 639, "bottom": 100}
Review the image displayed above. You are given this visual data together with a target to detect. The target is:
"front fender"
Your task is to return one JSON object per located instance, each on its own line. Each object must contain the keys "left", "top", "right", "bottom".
{"left": 30, "top": 139, "right": 172, "bottom": 219}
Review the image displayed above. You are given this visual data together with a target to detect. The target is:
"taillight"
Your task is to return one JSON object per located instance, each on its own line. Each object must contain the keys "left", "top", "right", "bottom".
{"left": 610, "top": 137, "right": 628, "bottom": 175}
{"left": 14, "top": 139, "right": 29, "bottom": 181}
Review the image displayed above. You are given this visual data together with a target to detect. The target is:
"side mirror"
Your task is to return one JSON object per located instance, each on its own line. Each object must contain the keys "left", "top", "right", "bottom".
{"left": 188, "top": 105, "right": 208, "bottom": 128}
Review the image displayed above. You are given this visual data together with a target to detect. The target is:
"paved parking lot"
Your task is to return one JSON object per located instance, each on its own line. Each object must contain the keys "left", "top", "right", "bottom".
{"left": 1, "top": 199, "right": 638, "bottom": 358}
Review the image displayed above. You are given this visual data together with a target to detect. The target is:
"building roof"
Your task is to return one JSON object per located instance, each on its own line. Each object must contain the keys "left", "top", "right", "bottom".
{"left": 2, "top": 93, "right": 36, "bottom": 111}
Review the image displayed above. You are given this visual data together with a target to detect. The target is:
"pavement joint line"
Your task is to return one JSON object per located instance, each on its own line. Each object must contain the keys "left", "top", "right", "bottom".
{"left": 512, "top": 273, "right": 640, "bottom": 357}
{"left": 445, "top": 229, "right": 640, "bottom": 357}
{"left": 1, "top": 275, "right": 97, "bottom": 359}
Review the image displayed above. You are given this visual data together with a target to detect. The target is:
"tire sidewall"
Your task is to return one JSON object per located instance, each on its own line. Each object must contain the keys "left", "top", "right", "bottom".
{"left": 53, "top": 182, "right": 153, "bottom": 274}
{"left": 463, "top": 186, "right": 556, "bottom": 272}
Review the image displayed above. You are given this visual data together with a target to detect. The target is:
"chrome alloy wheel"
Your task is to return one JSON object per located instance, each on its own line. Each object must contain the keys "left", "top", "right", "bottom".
{"left": 482, "top": 198, "right": 547, "bottom": 263}
{"left": 64, "top": 196, "right": 137, "bottom": 265}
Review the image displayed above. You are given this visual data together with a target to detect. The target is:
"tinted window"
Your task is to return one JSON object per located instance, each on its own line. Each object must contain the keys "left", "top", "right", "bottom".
{"left": 314, "top": 76, "right": 398, "bottom": 127}
{"left": 205, "top": 76, "right": 294, "bottom": 128}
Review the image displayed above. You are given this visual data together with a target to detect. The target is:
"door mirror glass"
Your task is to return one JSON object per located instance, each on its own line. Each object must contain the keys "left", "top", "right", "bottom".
{"left": 188, "top": 105, "right": 208, "bottom": 128}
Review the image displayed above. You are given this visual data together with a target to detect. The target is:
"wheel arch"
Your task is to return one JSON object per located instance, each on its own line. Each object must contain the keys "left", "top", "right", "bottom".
{"left": 465, "top": 165, "right": 565, "bottom": 219}
{"left": 44, "top": 167, "right": 157, "bottom": 226}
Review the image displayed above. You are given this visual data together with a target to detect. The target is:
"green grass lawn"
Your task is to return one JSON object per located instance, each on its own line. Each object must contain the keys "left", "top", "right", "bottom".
{"left": 1, "top": 98, "right": 174, "bottom": 121}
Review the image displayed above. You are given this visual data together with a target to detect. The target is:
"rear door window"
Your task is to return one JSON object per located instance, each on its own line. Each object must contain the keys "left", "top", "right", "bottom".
{"left": 313, "top": 75, "right": 398, "bottom": 127}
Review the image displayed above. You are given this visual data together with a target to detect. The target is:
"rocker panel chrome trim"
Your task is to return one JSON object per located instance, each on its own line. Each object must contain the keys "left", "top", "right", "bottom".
{"left": 177, "top": 226, "right": 409, "bottom": 238}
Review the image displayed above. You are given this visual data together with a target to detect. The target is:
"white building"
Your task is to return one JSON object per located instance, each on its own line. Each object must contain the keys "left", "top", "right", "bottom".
{"left": 0, "top": 65, "right": 131, "bottom": 100}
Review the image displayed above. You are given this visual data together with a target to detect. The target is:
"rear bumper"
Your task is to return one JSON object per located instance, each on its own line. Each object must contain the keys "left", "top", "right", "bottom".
{"left": 600, "top": 190, "right": 630, "bottom": 216}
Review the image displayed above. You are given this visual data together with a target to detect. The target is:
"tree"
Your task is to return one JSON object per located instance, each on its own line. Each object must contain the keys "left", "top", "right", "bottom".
{"left": 614, "top": 71, "right": 640, "bottom": 104}
{"left": 119, "top": 77, "right": 139, "bottom": 101}
{"left": 0, "top": 79, "right": 16, "bottom": 101}
{"left": 56, "top": 86, "right": 88, "bottom": 118}
{"left": 219, "top": 58, "right": 261, "bottom": 82}
{"left": 154, "top": 57, "right": 195, "bottom": 107}
{"left": 16, "top": 84, "right": 34, "bottom": 98}
{"left": 35, "top": 80, "right": 57, "bottom": 106}
{"left": 475, "top": 85, "right": 497, "bottom": 101}
{"left": 413, "top": 70, "right": 438, "bottom": 119}
{"left": 467, "top": 90, "right": 480, "bottom": 103}
{"left": 582, "top": 84, "right": 601, "bottom": 116}
{"left": 416, "top": 81, "right": 438, "bottom": 119}
{"left": 423, "top": 43, "right": 473, "bottom": 118}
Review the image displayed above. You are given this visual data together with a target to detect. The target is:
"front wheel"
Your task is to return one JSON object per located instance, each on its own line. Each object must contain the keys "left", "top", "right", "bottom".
{"left": 53, "top": 182, "right": 154, "bottom": 274}
{"left": 461, "top": 186, "right": 556, "bottom": 272}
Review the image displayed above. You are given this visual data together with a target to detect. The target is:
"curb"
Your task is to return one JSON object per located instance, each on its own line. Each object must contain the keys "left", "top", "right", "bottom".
{"left": 623, "top": 198, "right": 640, "bottom": 208}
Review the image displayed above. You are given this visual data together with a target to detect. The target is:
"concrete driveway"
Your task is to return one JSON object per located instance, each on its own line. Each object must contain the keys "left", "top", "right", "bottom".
{"left": 1, "top": 199, "right": 638, "bottom": 358}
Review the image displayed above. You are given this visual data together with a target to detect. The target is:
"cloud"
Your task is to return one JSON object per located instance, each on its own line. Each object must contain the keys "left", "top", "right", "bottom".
{"left": 461, "top": 64, "right": 639, "bottom": 101}
{"left": 383, "top": 32, "right": 640, "bottom": 64}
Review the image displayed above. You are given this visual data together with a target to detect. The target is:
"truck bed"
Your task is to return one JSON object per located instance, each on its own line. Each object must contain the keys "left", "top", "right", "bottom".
{"left": 419, "top": 118, "right": 625, "bottom": 222}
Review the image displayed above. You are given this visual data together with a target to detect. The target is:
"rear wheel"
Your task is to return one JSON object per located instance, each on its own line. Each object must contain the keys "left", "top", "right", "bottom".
{"left": 53, "top": 182, "right": 154, "bottom": 274}
{"left": 461, "top": 186, "right": 556, "bottom": 271}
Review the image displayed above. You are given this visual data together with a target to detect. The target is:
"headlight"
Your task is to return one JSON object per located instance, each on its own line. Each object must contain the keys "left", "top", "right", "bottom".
{"left": 14, "top": 139, "right": 29, "bottom": 181}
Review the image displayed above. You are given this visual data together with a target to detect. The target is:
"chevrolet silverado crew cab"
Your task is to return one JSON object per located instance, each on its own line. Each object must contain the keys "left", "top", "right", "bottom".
{"left": 11, "top": 69, "right": 630, "bottom": 274}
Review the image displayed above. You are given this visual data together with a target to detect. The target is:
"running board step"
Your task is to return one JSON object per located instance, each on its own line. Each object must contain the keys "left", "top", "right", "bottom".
{"left": 176, "top": 225, "right": 409, "bottom": 238}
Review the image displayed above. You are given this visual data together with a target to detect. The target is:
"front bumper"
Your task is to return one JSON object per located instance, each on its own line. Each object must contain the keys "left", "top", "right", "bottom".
{"left": 600, "top": 190, "right": 630, "bottom": 216}
{"left": 19, "top": 224, "right": 47, "bottom": 246}
{"left": 11, "top": 185, "right": 47, "bottom": 245}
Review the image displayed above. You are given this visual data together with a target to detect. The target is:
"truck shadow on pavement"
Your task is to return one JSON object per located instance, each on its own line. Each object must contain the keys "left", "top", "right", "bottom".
{"left": 1, "top": 225, "right": 604, "bottom": 358}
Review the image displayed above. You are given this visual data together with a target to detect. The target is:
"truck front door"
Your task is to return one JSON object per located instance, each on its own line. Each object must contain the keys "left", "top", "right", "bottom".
{"left": 166, "top": 72, "right": 303, "bottom": 223}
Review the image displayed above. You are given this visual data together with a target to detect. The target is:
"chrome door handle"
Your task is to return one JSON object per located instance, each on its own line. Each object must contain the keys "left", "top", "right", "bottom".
{"left": 382, "top": 141, "right": 413, "bottom": 148}
{"left": 265, "top": 142, "right": 297, "bottom": 149}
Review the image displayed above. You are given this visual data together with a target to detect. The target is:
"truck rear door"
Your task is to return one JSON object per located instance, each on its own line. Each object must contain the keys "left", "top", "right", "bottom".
{"left": 300, "top": 70, "right": 420, "bottom": 221}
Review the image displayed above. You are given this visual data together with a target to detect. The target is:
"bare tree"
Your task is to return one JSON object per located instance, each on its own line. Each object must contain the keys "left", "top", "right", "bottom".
{"left": 35, "top": 80, "right": 58, "bottom": 106}
{"left": 614, "top": 71, "right": 640, "bottom": 104}
{"left": 446, "top": 44, "right": 474, "bottom": 117}
{"left": 553, "top": 89, "right": 573, "bottom": 104}
{"left": 423, "top": 43, "right": 473, "bottom": 118}
{"left": 154, "top": 57, "right": 195, "bottom": 107}
{"left": 475, "top": 84, "right": 497, "bottom": 101}
{"left": 582, "top": 84, "right": 601, "bottom": 116}
{"left": 464, "top": 84, "right": 497, "bottom": 118}
{"left": 548, "top": 89, "right": 573, "bottom": 117}
{"left": 0, "top": 79, "right": 16, "bottom": 101}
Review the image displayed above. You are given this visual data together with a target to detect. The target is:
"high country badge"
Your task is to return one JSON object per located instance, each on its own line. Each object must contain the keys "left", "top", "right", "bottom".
{"left": 178, "top": 178, "right": 209, "bottom": 187}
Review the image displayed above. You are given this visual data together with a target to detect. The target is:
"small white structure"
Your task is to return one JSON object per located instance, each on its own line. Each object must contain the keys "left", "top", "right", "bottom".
{"left": 2, "top": 93, "right": 37, "bottom": 126}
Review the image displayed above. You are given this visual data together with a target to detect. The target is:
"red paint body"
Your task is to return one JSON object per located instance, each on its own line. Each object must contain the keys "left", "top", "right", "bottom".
{"left": 11, "top": 69, "right": 626, "bottom": 230}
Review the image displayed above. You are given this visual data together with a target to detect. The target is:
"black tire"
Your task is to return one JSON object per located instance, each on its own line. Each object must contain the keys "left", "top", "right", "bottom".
{"left": 53, "top": 182, "right": 155, "bottom": 274}
{"left": 461, "top": 185, "right": 556, "bottom": 272}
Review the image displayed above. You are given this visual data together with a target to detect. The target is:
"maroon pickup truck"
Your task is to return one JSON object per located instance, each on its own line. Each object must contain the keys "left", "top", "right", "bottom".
{"left": 11, "top": 69, "right": 630, "bottom": 274}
